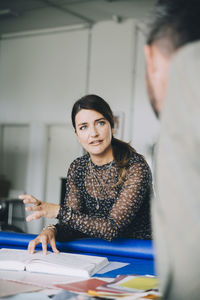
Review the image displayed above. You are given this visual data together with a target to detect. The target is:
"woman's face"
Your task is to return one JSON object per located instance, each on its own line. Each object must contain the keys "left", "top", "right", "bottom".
{"left": 75, "top": 109, "right": 113, "bottom": 160}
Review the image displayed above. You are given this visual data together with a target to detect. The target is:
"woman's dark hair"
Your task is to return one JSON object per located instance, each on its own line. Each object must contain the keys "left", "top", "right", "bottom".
{"left": 71, "top": 94, "right": 137, "bottom": 184}
{"left": 71, "top": 94, "right": 114, "bottom": 130}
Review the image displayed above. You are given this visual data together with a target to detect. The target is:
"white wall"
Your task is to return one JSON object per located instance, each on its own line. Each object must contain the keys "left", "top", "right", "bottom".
{"left": 0, "top": 25, "right": 89, "bottom": 233}
{"left": 0, "top": 26, "right": 89, "bottom": 124}
{"left": 88, "top": 20, "right": 136, "bottom": 143}
{"left": 131, "top": 25, "right": 159, "bottom": 167}
{"left": 0, "top": 19, "right": 158, "bottom": 233}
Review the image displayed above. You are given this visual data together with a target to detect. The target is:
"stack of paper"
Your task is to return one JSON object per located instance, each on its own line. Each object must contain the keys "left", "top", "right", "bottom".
{"left": 55, "top": 275, "right": 161, "bottom": 299}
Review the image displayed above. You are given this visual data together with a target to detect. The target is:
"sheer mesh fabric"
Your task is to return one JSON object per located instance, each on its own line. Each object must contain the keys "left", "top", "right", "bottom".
{"left": 56, "top": 153, "right": 152, "bottom": 241}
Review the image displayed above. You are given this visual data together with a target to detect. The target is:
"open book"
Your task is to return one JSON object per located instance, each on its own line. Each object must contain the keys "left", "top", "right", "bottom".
{"left": 0, "top": 248, "right": 109, "bottom": 278}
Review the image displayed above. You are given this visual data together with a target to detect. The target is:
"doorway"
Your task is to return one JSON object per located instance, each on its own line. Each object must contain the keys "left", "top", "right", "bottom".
{"left": 44, "top": 124, "right": 81, "bottom": 227}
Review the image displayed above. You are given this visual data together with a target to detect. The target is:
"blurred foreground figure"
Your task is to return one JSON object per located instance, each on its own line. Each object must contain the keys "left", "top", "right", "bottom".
{"left": 144, "top": 0, "right": 200, "bottom": 299}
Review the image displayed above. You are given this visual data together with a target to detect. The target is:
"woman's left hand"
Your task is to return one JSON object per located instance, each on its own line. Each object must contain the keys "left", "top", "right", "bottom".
{"left": 19, "top": 194, "right": 60, "bottom": 222}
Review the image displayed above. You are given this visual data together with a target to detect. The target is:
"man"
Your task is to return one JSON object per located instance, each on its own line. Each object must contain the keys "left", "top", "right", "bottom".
{"left": 144, "top": 1, "right": 200, "bottom": 299}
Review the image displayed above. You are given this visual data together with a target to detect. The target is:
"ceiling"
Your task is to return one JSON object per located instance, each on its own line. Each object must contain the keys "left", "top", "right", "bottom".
{"left": 0, "top": 0, "right": 155, "bottom": 36}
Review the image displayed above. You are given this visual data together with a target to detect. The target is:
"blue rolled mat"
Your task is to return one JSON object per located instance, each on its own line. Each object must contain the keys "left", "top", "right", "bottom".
{"left": 0, "top": 231, "right": 37, "bottom": 247}
{"left": 0, "top": 231, "right": 154, "bottom": 259}
{"left": 57, "top": 238, "right": 154, "bottom": 259}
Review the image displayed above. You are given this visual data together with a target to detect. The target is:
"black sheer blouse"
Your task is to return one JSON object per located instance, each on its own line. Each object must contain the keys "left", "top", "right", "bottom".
{"left": 56, "top": 152, "right": 152, "bottom": 241}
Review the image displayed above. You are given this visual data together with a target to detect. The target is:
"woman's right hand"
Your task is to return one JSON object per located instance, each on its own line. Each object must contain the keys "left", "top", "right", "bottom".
{"left": 19, "top": 194, "right": 60, "bottom": 222}
{"left": 28, "top": 226, "right": 59, "bottom": 255}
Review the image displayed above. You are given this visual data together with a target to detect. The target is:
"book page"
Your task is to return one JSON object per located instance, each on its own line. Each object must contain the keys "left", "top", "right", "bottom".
{"left": 26, "top": 252, "right": 108, "bottom": 277}
{"left": 0, "top": 249, "right": 108, "bottom": 277}
{"left": 0, "top": 249, "right": 31, "bottom": 271}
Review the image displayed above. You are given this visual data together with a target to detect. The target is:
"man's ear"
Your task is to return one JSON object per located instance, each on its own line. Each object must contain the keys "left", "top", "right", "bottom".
{"left": 144, "top": 44, "right": 156, "bottom": 74}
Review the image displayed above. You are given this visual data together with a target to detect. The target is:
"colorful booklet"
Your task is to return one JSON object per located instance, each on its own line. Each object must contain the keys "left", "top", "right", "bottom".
{"left": 0, "top": 248, "right": 108, "bottom": 278}
{"left": 55, "top": 276, "right": 160, "bottom": 299}
{"left": 55, "top": 278, "right": 108, "bottom": 293}
{"left": 94, "top": 275, "right": 161, "bottom": 298}
{"left": 105, "top": 275, "right": 159, "bottom": 292}
{"left": 55, "top": 277, "right": 132, "bottom": 298}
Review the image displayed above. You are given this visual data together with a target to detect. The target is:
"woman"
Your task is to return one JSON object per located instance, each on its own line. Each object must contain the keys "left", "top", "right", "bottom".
{"left": 20, "top": 94, "right": 152, "bottom": 254}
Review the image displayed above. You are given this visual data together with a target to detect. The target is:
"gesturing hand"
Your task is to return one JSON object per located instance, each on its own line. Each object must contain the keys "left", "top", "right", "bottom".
{"left": 19, "top": 194, "right": 60, "bottom": 222}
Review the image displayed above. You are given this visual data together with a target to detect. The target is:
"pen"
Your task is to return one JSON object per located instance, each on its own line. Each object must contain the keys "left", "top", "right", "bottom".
{"left": 88, "top": 290, "right": 128, "bottom": 298}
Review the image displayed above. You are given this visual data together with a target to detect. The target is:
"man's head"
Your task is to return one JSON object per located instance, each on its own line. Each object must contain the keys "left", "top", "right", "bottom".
{"left": 144, "top": 0, "right": 200, "bottom": 117}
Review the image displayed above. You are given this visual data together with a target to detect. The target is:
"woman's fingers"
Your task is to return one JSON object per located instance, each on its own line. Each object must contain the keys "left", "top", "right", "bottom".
{"left": 28, "top": 238, "right": 39, "bottom": 254}
{"left": 26, "top": 211, "right": 44, "bottom": 222}
{"left": 27, "top": 230, "right": 58, "bottom": 255}
{"left": 29, "top": 236, "right": 47, "bottom": 255}
{"left": 25, "top": 202, "right": 45, "bottom": 222}
{"left": 41, "top": 236, "right": 48, "bottom": 255}
{"left": 49, "top": 236, "right": 59, "bottom": 254}
{"left": 20, "top": 194, "right": 60, "bottom": 220}
{"left": 48, "top": 239, "right": 59, "bottom": 254}
{"left": 19, "top": 194, "right": 45, "bottom": 222}
{"left": 19, "top": 194, "right": 39, "bottom": 205}
{"left": 25, "top": 205, "right": 43, "bottom": 212}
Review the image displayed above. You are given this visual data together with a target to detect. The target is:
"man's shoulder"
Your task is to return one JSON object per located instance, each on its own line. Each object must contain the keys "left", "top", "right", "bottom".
{"left": 166, "top": 40, "right": 200, "bottom": 114}
{"left": 176, "top": 40, "right": 200, "bottom": 56}
{"left": 172, "top": 40, "right": 200, "bottom": 71}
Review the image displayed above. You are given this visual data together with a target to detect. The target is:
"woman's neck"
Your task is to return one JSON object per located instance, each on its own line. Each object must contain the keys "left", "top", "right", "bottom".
{"left": 89, "top": 147, "right": 114, "bottom": 166}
